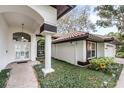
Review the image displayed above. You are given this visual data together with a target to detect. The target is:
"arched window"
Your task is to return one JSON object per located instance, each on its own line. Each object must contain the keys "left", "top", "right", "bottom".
{"left": 13, "top": 32, "right": 31, "bottom": 42}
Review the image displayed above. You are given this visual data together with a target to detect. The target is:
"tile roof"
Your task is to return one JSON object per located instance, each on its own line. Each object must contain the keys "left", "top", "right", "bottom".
{"left": 52, "top": 31, "right": 114, "bottom": 44}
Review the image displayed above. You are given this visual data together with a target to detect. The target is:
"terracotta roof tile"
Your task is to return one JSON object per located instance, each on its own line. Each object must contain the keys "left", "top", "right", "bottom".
{"left": 52, "top": 31, "right": 114, "bottom": 43}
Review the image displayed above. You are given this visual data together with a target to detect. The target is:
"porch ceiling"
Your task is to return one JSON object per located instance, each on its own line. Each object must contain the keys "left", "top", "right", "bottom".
{"left": 2, "top": 12, "right": 42, "bottom": 33}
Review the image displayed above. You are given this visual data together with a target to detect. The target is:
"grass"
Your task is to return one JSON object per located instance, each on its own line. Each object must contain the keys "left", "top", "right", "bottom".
{"left": 0, "top": 69, "right": 10, "bottom": 88}
{"left": 34, "top": 58, "right": 123, "bottom": 88}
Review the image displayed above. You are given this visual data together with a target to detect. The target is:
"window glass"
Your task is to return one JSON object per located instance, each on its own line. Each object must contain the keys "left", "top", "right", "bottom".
{"left": 92, "top": 42, "right": 96, "bottom": 49}
{"left": 87, "top": 41, "right": 96, "bottom": 59}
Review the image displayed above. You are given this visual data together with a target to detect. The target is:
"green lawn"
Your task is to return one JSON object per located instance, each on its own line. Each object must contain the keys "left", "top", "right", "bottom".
{"left": 0, "top": 69, "right": 10, "bottom": 88}
{"left": 34, "top": 59, "right": 123, "bottom": 88}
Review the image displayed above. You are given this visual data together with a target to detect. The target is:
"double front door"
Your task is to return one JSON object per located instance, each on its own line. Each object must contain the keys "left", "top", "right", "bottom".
{"left": 15, "top": 41, "right": 30, "bottom": 61}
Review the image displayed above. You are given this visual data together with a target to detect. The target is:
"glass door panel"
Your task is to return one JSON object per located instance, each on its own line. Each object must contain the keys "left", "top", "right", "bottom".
{"left": 15, "top": 42, "right": 30, "bottom": 61}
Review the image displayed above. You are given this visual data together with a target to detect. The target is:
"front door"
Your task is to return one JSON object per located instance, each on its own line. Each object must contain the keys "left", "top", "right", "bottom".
{"left": 15, "top": 41, "right": 30, "bottom": 61}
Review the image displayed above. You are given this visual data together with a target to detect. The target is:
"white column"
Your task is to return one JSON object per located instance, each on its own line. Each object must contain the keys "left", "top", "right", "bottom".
{"left": 31, "top": 35, "right": 37, "bottom": 61}
{"left": 42, "top": 33, "right": 54, "bottom": 75}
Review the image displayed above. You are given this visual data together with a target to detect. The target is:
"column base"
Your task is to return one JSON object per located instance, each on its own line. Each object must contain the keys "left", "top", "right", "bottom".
{"left": 42, "top": 68, "right": 55, "bottom": 76}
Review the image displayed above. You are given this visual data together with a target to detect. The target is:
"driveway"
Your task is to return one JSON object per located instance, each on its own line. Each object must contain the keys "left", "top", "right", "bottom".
{"left": 115, "top": 58, "right": 124, "bottom": 88}
{"left": 6, "top": 61, "right": 40, "bottom": 88}
{"left": 115, "top": 58, "right": 124, "bottom": 64}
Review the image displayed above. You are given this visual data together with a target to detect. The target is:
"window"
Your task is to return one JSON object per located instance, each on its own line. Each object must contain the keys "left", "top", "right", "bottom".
{"left": 87, "top": 41, "right": 96, "bottom": 59}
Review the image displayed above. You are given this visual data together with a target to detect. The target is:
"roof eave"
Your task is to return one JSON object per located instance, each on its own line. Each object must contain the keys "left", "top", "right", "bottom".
{"left": 52, "top": 34, "right": 88, "bottom": 44}
{"left": 51, "top": 5, "right": 76, "bottom": 19}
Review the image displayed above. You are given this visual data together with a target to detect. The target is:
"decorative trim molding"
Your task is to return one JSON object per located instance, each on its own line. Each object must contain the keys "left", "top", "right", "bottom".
{"left": 40, "top": 23, "right": 57, "bottom": 33}
{"left": 36, "top": 34, "right": 43, "bottom": 37}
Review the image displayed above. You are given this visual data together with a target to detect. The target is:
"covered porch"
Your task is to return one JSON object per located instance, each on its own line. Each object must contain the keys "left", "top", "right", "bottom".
{"left": 0, "top": 5, "right": 75, "bottom": 75}
{"left": 0, "top": 5, "right": 57, "bottom": 75}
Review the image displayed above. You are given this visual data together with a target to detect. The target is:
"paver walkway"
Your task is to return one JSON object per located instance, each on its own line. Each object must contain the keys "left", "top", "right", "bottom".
{"left": 6, "top": 61, "right": 40, "bottom": 88}
{"left": 115, "top": 58, "right": 124, "bottom": 88}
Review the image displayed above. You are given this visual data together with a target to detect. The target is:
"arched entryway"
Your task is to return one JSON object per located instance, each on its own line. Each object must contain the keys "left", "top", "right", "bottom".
{"left": 0, "top": 5, "right": 57, "bottom": 75}
{"left": 13, "top": 32, "right": 31, "bottom": 61}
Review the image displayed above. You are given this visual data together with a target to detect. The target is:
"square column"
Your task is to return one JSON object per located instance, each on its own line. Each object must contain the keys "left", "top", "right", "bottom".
{"left": 42, "top": 32, "right": 54, "bottom": 76}
{"left": 40, "top": 23, "right": 57, "bottom": 76}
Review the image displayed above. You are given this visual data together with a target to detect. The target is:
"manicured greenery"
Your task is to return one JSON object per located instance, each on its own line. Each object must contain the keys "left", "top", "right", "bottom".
{"left": 0, "top": 69, "right": 10, "bottom": 88}
{"left": 89, "top": 57, "right": 123, "bottom": 76}
{"left": 34, "top": 58, "right": 122, "bottom": 88}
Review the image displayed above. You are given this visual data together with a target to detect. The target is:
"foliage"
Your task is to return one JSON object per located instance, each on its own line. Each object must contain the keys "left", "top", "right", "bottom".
{"left": 34, "top": 58, "right": 120, "bottom": 88}
{"left": 58, "top": 6, "right": 96, "bottom": 33}
{"left": 89, "top": 57, "right": 114, "bottom": 73}
{"left": 38, "top": 38, "right": 45, "bottom": 47}
{"left": 117, "top": 46, "right": 124, "bottom": 52}
{"left": 107, "top": 32, "right": 124, "bottom": 57}
{"left": 89, "top": 57, "right": 123, "bottom": 77}
{"left": 116, "top": 52, "right": 124, "bottom": 58}
{"left": 107, "top": 32, "right": 123, "bottom": 42}
{"left": 107, "top": 62, "right": 123, "bottom": 80}
{"left": 95, "top": 5, "right": 124, "bottom": 33}
{"left": 0, "top": 69, "right": 10, "bottom": 88}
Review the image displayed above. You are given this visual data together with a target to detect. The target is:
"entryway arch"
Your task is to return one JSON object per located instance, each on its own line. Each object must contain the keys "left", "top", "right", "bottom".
{"left": 13, "top": 32, "right": 31, "bottom": 62}
{"left": 0, "top": 5, "right": 57, "bottom": 75}
{"left": 13, "top": 32, "right": 31, "bottom": 42}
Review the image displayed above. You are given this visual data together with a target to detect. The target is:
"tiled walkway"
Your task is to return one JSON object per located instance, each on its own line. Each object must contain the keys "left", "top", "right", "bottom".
{"left": 115, "top": 58, "right": 124, "bottom": 88}
{"left": 6, "top": 61, "right": 39, "bottom": 88}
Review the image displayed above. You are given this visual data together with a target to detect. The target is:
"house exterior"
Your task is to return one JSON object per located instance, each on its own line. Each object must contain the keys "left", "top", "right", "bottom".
{"left": 0, "top": 5, "right": 75, "bottom": 75}
{"left": 52, "top": 31, "right": 119, "bottom": 66}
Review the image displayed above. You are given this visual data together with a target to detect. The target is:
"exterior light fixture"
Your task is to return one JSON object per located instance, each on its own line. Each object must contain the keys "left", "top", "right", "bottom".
{"left": 21, "top": 24, "right": 24, "bottom": 41}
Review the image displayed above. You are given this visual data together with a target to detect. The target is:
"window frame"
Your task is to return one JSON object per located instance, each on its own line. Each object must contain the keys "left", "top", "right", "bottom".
{"left": 86, "top": 41, "right": 97, "bottom": 60}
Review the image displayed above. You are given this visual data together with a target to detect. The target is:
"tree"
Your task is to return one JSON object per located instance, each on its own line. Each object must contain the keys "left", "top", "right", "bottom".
{"left": 57, "top": 6, "right": 96, "bottom": 33}
{"left": 95, "top": 5, "right": 124, "bottom": 33}
{"left": 107, "top": 32, "right": 124, "bottom": 53}
{"left": 108, "top": 32, "right": 124, "bottom": 42}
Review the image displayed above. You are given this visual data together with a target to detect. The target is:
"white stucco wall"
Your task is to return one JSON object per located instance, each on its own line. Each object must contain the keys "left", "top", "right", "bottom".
{"left": 0, "top": 15, "right": 9, "bottom": 70}
{"left": 7, "top": 27, "right": 37, "bottom": 63}
{"left": 52, "top": 42, "right": 75, "bottom": 65}
{"left": 104, "top": 43, "right": 116, "bottom": 57}
{"left": 76, "top": 40, "right": 86, "bottom": 62}
{"left": 97, "top": 43, "right": 104, "bottom": 57}
{"left": 52, "top": 40, "right": 86, "bottom": 65}
{"left": 0, "top": 24, "right": 37, "bottom": 70}
{"left": 97, "top": 42, "right": 116, "bottom": 58}
{"left": 29, "top": 5, "right": 57, "bottom": 26}
{"left": 31, "top": 34, "right": 37, "bottom": 61}
{"left": 52, "top": 40, "right": 116, "bottom": 66}
{"left": 0, "top": 5, "right": 43, "bottom": 26}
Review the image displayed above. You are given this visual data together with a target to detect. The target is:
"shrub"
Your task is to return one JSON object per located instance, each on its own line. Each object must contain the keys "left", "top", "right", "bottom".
{"left": 89, "top": 57, "right": 124, "bottom": 80}
{"left": 116, "top": 52, "right": 124, "bottom": 58}
{"left": 106, "top": 62, "right": 123, "bottom": 80}
{"left": 89, "top": 57, "right": 117, "bottom": 74}
{"left": 0, "top": 69, "right": 10, "bottom": 88}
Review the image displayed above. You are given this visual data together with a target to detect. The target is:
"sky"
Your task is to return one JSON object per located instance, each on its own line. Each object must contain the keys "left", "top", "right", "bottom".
{"left": 77, "top": 5, "right": 118, "bottom": 35}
